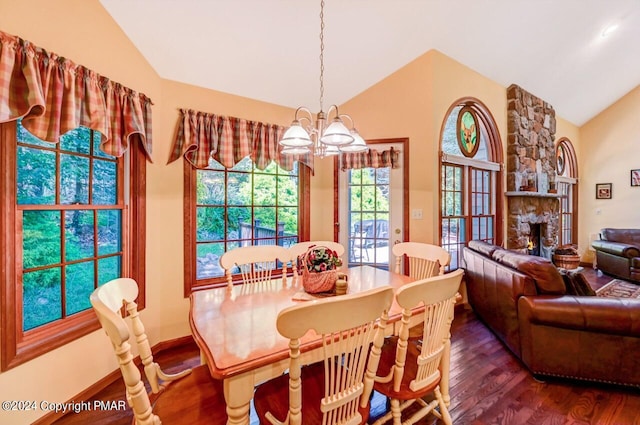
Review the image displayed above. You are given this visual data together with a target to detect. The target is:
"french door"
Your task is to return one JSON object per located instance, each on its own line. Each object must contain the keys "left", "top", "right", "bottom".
{"left": 338, "top": 140, "right": 406, "bottom": 270}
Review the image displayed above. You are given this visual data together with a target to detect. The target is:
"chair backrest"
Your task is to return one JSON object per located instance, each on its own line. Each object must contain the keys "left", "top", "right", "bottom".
{"left": 274, "top": 286, "right": 394, "bottom": 425}
{"left": 90, "top": 278, "right": 161, "bottom": 424}
{"left": 288, "top": 241, "right": 345, "bottom": 274}
{"left": 391, "top": 269, "right": 463, "bottom": 393}
{"left": 392, "top": 242, "right": 451, "bottom": 278}
{"left": 219, "top": 245, "right": 290, "bottom": 291}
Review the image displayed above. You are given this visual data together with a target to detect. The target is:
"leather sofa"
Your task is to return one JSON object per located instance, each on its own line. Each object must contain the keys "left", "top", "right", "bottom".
{"left": 592, "top": 228, "right": 640, "bottom": 283}
{"left": 463, "top": 240, "right": 640, "bottom": 387}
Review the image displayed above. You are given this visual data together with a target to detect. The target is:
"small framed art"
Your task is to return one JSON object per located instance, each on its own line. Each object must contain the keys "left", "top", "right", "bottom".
{"left": 631, "top": 169, "right": 640, "bottom": 187}
{"left": 596, "top": 183, "right": 612, "bottom": 199}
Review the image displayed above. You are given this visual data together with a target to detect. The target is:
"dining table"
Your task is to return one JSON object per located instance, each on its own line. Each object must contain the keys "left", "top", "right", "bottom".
{"left": 189, "top": 265, "right": 445, "bottom": 425}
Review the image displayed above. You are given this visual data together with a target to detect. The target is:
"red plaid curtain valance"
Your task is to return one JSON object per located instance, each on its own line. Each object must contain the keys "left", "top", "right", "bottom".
{"left": 169, "top": 109, "right": 314, "bottom": 171}
{"left": 340, "top": 147, "right": 399, "bottom": 170}
{"left": 0, "top": 30, "right": 153, "bottom": 160}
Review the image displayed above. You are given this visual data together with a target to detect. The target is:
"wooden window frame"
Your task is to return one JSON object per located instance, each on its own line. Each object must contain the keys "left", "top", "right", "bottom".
{"left": 0, "top": 122, "right": 146, "bottom": 371}
{"left": 439, "top": 97, "right": 504, "bottom": 270}
{"left": 183, "top": 160, "right": 310, "bottom": 296}
{"left": 469, "top": 167, "right": 495, "bottom": 243}
{"left": 555, "top": 138, "right": 578, "bottom": 247}
{"left": 441, "top": 163, "right": 466, "bottom": 270}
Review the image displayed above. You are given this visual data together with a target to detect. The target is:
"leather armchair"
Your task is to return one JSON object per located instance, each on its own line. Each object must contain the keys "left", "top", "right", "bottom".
{"left": 592, "top": 228, "right": 640, "bottom": 282}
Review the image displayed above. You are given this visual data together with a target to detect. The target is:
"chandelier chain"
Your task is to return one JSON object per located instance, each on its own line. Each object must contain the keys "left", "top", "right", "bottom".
{"left": 278, "top": 0, "right": 366, "bottom": 157}
{"left": 319, "top": 0, "right": 325, "bottom": 112}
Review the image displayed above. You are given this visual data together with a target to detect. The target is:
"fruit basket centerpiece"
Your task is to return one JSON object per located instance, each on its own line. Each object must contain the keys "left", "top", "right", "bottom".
{"left": 299, "top": 245, "right": 343, "bottom": 294}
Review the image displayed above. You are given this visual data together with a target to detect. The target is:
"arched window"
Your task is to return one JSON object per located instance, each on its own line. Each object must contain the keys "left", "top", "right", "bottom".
{"left": 440, "top": 98, "right": 503, "bottom": 270}
{"left": 555, "top": 137, "right": 578, "bottom": 245}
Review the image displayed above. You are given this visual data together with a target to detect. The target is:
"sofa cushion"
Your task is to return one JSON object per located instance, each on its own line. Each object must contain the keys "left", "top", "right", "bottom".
{"left": 467, "top": 240, "right": 503, "bottom": 258}
{"left": 601, "top": 228, "right": 640, "bottom": 246}
{"left": 492, "top": 250, "right": 566, "bottom": 295}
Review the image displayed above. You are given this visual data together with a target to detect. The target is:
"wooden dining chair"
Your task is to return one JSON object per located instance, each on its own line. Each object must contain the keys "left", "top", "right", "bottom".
{"left": 253, "top": 286, "right": 395, "bottom": 425}
{"left": 288, "top": 240, "right": 345, "bottom": 275}
{"left": 371, "top": 269, "right": 464, "bottom": 425}
{"left": 90, "top": 278, "right": 227, "bottom": 425}
{"left": 392, "top": 242, "right": 452, "bottom": 340}
{"left": 392, "top": 241, "right": 451, "bottom": 278}
{"left": 219, "top": 244, "right": 290, "bottom": 291}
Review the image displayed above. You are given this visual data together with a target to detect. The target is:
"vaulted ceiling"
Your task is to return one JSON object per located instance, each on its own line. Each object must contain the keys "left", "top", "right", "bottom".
{"left": 100, "top": 0, "right": 640, "bottom": 126}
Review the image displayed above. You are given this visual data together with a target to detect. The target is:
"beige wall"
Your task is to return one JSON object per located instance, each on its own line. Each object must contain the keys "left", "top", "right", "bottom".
{"left": 345, "top": 49, "right": 587, "bottom": 253}
{"left": 343, "top": 50, "right": 508, "bottom": 244}
{"left": 579, "top": 85, "right": 640, "bottom": 257}
{"left": 341, "top": 51, "right": 437, "bottom": 242}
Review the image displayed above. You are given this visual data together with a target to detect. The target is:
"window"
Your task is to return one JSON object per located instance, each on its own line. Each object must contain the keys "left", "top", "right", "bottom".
{"left": 1, "top": 120, "right": 146, "bottom": 371}
{"left": 184, "top": 157, "right": 310, "bottom": 294}
{"left": 440, "top": 99, "right": 503, "bottom": 270}
{"left": 555, "top": 138, "right": 578, "bottom": 246}
{"left": 347, "top": 168, "right": 390, "bottom": 267}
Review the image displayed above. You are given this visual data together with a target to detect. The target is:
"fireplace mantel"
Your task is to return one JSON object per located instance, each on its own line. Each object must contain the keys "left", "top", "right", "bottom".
{"left": 505, "top": 191, "right": 562, "bottom": 199}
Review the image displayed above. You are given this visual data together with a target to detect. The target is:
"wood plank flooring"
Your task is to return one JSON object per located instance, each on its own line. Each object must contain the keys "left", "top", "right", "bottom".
{"left": 53, "top": 267, "right": 640, "bottom": 425}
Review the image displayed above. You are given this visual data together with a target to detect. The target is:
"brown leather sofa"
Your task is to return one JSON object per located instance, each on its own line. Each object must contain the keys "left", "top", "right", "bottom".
{"left": 592, "top": 228, "right": 640, "bottom": 283}
{"left": 463, "top": 240, "right": 640, "bottom": 387}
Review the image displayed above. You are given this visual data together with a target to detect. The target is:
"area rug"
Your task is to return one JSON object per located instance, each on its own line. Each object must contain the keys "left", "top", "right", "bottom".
{"left": 596, "top": 279, "right": 640, "bottom": 299}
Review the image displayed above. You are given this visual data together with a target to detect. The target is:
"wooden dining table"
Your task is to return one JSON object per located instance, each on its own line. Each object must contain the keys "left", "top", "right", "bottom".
{"left": 189, "top": 265, "right": 438, "bottom": 425}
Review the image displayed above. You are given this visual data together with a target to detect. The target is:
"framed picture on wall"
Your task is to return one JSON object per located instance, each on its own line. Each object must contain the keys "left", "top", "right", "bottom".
{"left": 631, "top": 169, "right": 640, "bottom": 187}
{"left": 596, "top": 183, "right": 612, "bottom": 199}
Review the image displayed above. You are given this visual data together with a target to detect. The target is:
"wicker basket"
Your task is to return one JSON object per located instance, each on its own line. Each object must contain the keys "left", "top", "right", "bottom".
{"left": 302, "top": 269, "right": 338, "bottom": 293}
{"left": 552, "top": 253, "right": 580, "bottom": 269}
{"left": 300, "top": 246, "right": 339, "bottom": 293}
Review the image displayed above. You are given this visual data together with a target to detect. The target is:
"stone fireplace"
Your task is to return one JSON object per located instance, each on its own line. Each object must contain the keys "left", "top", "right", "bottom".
{"left": 506, "top": 84, "right": 560, "bottom": 258}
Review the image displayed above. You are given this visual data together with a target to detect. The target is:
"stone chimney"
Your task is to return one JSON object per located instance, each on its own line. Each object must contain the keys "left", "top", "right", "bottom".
{"left": 505, "top": 84, "right": 560, "bottom": 258}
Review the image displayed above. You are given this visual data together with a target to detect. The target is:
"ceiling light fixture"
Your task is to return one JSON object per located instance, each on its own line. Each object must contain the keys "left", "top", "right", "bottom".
{"left": 279, "top": 0, "right": 368, "bottom": 158}
{"left": 601, "top": 23, "right": 619, "bottom": 38}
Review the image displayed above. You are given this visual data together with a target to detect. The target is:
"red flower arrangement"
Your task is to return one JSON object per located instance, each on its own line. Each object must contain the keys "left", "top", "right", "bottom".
{"left": 299, "top": 245, "right": 342, "bottom": 293}
{"left": 303, "top": 245, "right": 343, "bottom": 273}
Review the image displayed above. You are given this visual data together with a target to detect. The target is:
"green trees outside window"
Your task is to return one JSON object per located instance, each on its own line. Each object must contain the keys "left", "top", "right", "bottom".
{"left": 16, "top": 121, "right": 122, "bottom": 331}
{"left": 195, "top": 157, "right": 300, "bottom": 280}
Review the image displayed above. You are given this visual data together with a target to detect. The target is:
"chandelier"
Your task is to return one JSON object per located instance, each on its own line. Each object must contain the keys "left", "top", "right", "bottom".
{"left": 279, "top": 0, "right": 368, "bottom": 158}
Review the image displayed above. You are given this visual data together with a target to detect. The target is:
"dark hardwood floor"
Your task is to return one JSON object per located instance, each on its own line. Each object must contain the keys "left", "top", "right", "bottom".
{"left": 53, "top": 267, "right": 640, "bottom": 425}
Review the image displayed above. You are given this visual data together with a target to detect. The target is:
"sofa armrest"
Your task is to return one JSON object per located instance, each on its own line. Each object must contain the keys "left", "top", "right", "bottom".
{"left": 592, "top": 240, "right": 640, "bottom": 258}
{"left": 518, "top": 295, "right": 640, "bottom": 336}
{"left": 518, "top": 295, "right": 640, "bottom": 387}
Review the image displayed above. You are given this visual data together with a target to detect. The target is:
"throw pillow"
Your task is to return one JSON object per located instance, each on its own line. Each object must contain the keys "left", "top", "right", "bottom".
{"left": 496, "top": 251, "right": 566, "bottom": 295}
{"left": 562, "top": 272, "right": 596, "bottom": 296}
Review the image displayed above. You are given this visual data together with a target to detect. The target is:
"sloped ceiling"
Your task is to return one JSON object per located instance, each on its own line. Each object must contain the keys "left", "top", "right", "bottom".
{"left": 100, "top": 0, "right": 640, "bottom": 126}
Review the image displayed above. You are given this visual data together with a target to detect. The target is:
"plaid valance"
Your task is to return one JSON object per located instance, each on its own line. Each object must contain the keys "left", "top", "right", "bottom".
{"left": 0, "top": 30, "right": 153, "bottom": 160}
{"left": 341, "top": 147, "right": 400, "bottom": 170}
{"left": 169, "top": 109, "right": 314, "bottom": 171}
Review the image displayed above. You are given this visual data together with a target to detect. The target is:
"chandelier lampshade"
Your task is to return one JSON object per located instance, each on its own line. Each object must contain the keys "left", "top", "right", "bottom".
{"left": 279, "top": 120, "right": 313, "bottom": 148}
{"left": 338, "top": 128, "right": 368, "bottom": 153}
{"left": 281, "top": 146, "right": 315, "bottom": 155}
{"left": 319, "top": 117, "right": 354, "bottom": 146}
